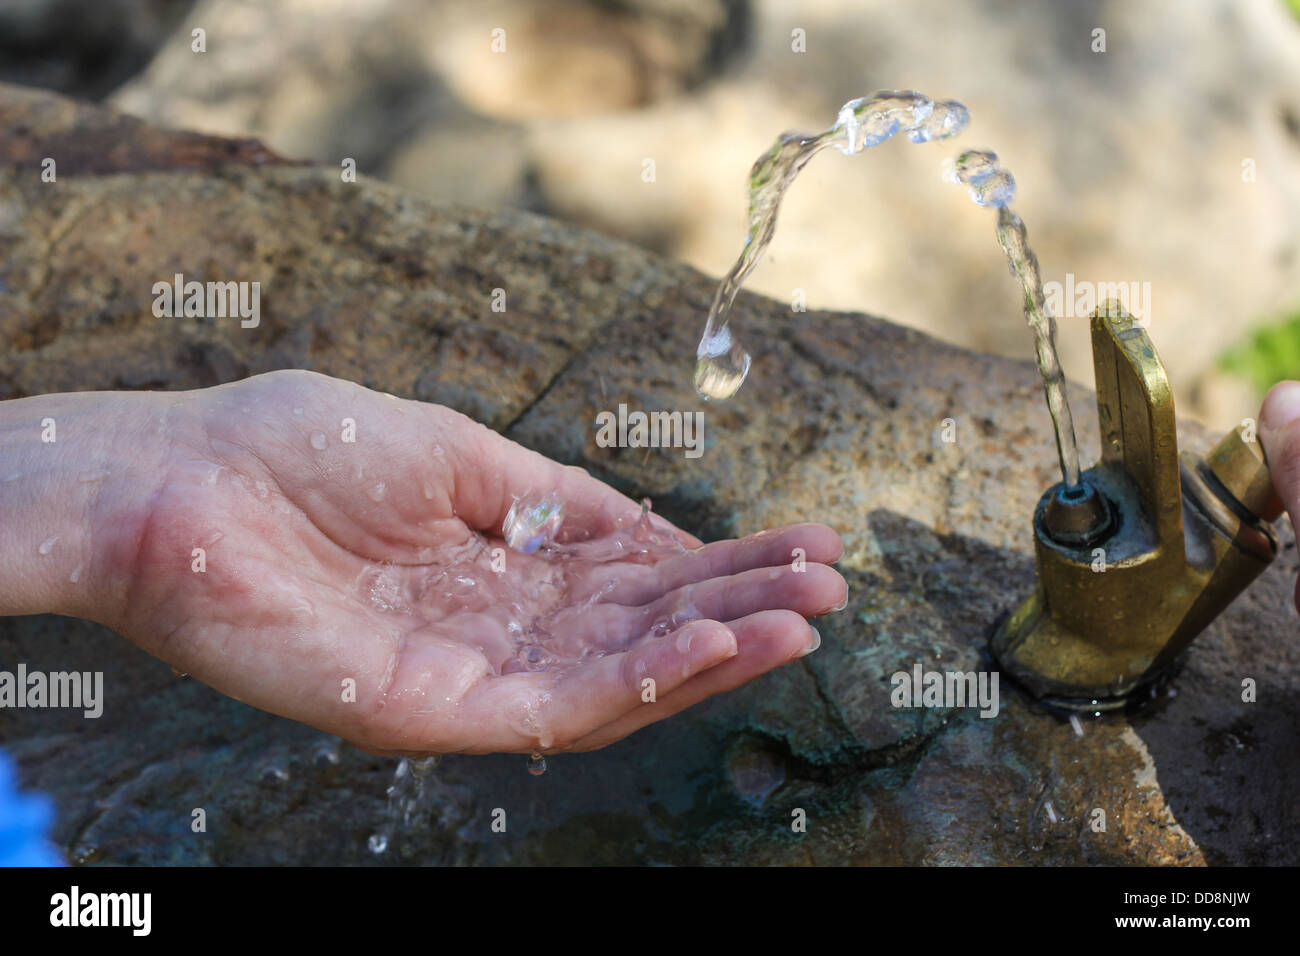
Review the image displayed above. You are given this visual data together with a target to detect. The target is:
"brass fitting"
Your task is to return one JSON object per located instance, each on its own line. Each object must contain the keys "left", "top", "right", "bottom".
{"left": 991, "top": 304, "right": 1282, "bottom": 712}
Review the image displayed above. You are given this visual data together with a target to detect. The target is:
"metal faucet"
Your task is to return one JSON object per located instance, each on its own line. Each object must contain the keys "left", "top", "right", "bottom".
{"left": 991, "top": 303, "right": 1284, "bottom": 712}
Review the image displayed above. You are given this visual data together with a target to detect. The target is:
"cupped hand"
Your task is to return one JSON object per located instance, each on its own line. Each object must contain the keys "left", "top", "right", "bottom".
{"left": 109, "top": 370, "right": 846, "bottom": 755}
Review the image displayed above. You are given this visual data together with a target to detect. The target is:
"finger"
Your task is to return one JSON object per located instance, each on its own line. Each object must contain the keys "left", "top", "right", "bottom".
{"left": 596, "top": 523, "right": 844, "bottom": 606}
{"left": 452, "top": 618, "right": 738, "bottom": 753}
{"left": 565, "top": 610, "right": 819, "bottom": 752}
{"left": 1259, "top": 381, "right": 1300, "bottom": 611}
{"left": 543, "top": 559, "right": 843, "bottom": 658}
{"left": 442, "top": 411, "right": 700, "bottom": 548}
{"left": 1260, "top": 381, "right": 1300, "bottom": 523}
{"left": 637, "top": 561, "right": 847, "bottom": 626}
{"left": 548, "top": 559, "right": 843, "bottom": 657}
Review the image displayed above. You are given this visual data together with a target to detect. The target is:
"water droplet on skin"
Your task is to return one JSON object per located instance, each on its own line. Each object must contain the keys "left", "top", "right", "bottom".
{"left": 422, "top": 481, "right": 435, "bottom": 500}
{"left": 171, "top": 667, "right": 188, "bottom": 679}
{"left": 361, "top": 565, "right": 409, "bottom": 612}
{"left": 503, "top": 494, "right": 564, "bottom": 554}
{"left": 310, "top": 431, "right": 328, "bottom": 450}
{"left": 37, "top": 536, "right": 57, "bottom": 555}
{"left": 368, "top": 481, "right": 387, "bottom": 503}
{"left": 292, "top": 407, "right": 304, "bottom": 416}
{"left": 526, "top": 752, "right": 547, "bottom": 776}
{"left": 69, "top": 564, "right": 82, "bottom": 583}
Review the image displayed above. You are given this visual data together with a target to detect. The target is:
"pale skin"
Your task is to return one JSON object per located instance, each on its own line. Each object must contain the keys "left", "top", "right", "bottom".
{"left": 1260, "top": 380, "right": 1300, "bottom": 609}
{"left": 0, "top": 370, "right": 848, "bottom": 756}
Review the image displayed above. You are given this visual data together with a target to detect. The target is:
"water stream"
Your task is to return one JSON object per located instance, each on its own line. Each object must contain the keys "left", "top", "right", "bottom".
{"left": 694, "top": 90, "right": 1083, "bottom": 491}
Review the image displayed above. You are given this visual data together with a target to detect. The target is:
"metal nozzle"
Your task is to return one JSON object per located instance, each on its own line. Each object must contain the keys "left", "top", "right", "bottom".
{"left": 992, "top": 304, "right": 1281, "bottom": 711}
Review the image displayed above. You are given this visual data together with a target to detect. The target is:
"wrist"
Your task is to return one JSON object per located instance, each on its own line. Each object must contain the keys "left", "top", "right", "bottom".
{"left": 0, "top": 389, "right": 175, "bottom": 627}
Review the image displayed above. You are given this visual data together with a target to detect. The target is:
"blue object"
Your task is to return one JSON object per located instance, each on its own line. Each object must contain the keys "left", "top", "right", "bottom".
{"left": 0, "top": 751, "right": 63, "bottom": 866}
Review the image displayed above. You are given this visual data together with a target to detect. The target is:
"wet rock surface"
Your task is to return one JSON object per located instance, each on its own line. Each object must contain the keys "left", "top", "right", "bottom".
{"left": 1, "top": 86, "right": 1297, "bottom": 865}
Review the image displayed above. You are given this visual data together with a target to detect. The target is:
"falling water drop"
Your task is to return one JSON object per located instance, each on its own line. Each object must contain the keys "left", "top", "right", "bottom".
{"left": 410, "top": 754, "right": 441, "bottom": 776}
{"left": 526, "top": 752, "right": 547, "bottom": 776}
{"left": 367, "top": 833, "right": 389, "bottom": 855}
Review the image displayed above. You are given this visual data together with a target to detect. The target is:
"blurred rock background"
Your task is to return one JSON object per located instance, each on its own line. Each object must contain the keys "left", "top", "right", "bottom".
{"left": 5, "top": 0, "right": 1300, "bottom": 430}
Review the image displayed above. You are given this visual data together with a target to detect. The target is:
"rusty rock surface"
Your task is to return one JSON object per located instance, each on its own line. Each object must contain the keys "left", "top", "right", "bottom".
{"left": 1, "top": 85, "right": 1297, "bottom": 865}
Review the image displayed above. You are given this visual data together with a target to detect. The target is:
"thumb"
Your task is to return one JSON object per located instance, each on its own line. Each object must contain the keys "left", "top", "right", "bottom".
{"left": 1258, "top": 380, "right": 1300, "bottom": 528}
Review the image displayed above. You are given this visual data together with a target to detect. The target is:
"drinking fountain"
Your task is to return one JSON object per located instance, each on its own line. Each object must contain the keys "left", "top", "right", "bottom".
{"left": 990, "top": 303, "right": 1284, "bottom": 711}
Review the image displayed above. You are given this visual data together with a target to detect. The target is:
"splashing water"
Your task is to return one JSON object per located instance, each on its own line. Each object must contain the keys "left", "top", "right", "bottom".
{"left": 504, "top": 493, "right": 565, "bottom": 554}
{"left": 694, "top": 90, "right": 970, "bottom": 401}
{"left": 944, "top": 149, "right": 1082, "bottom": 490}
{"left": 360, "top": 495, "right": 693, "bottom": 847}
{"left": 369, "top": 754, "right": 442, "bottom": 855}
{"left": 357, "top": 496, "right": 688, "bottom": 724}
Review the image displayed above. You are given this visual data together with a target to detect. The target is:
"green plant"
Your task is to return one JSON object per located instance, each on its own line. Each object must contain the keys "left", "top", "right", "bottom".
{"left": 1219, "top": 307, "right": 1300, "bottom": 391}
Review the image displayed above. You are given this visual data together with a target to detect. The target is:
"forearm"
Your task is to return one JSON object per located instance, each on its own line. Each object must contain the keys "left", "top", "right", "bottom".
{"left": 0, "top": 390, "right": 172, "bottom": 626}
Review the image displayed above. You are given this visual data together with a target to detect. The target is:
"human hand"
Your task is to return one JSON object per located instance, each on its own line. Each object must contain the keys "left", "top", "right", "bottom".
{"left": 1260, "top": 380, "right": 1300, "bottom": 611}
{"left": 1, "top": 370, "right": 846, "bottom": 755}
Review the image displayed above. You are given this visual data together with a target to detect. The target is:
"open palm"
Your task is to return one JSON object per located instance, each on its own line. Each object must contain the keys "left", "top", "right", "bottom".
{"left": 113, "top": 370, "right": 845, "bottom": 755}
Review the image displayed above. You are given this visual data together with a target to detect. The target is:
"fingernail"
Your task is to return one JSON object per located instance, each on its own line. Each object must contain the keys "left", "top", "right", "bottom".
{"left": 797, "top": 625, "right": 821, "bottom": 658}
{"left": 831, "top": 594, "right": 849, "bottom": 612}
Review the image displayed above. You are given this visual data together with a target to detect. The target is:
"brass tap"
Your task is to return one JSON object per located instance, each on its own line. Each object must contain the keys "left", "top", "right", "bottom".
{"left": 991, "top": 304, "right": 1283, "bottom": 712}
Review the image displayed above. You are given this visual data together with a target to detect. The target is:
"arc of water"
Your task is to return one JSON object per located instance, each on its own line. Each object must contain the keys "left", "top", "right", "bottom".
{"left": 694, "top": 91, "right": 1083, "bottom": 493}
{"left": 694, "top": 91, "right": 970, "bottom": 402}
